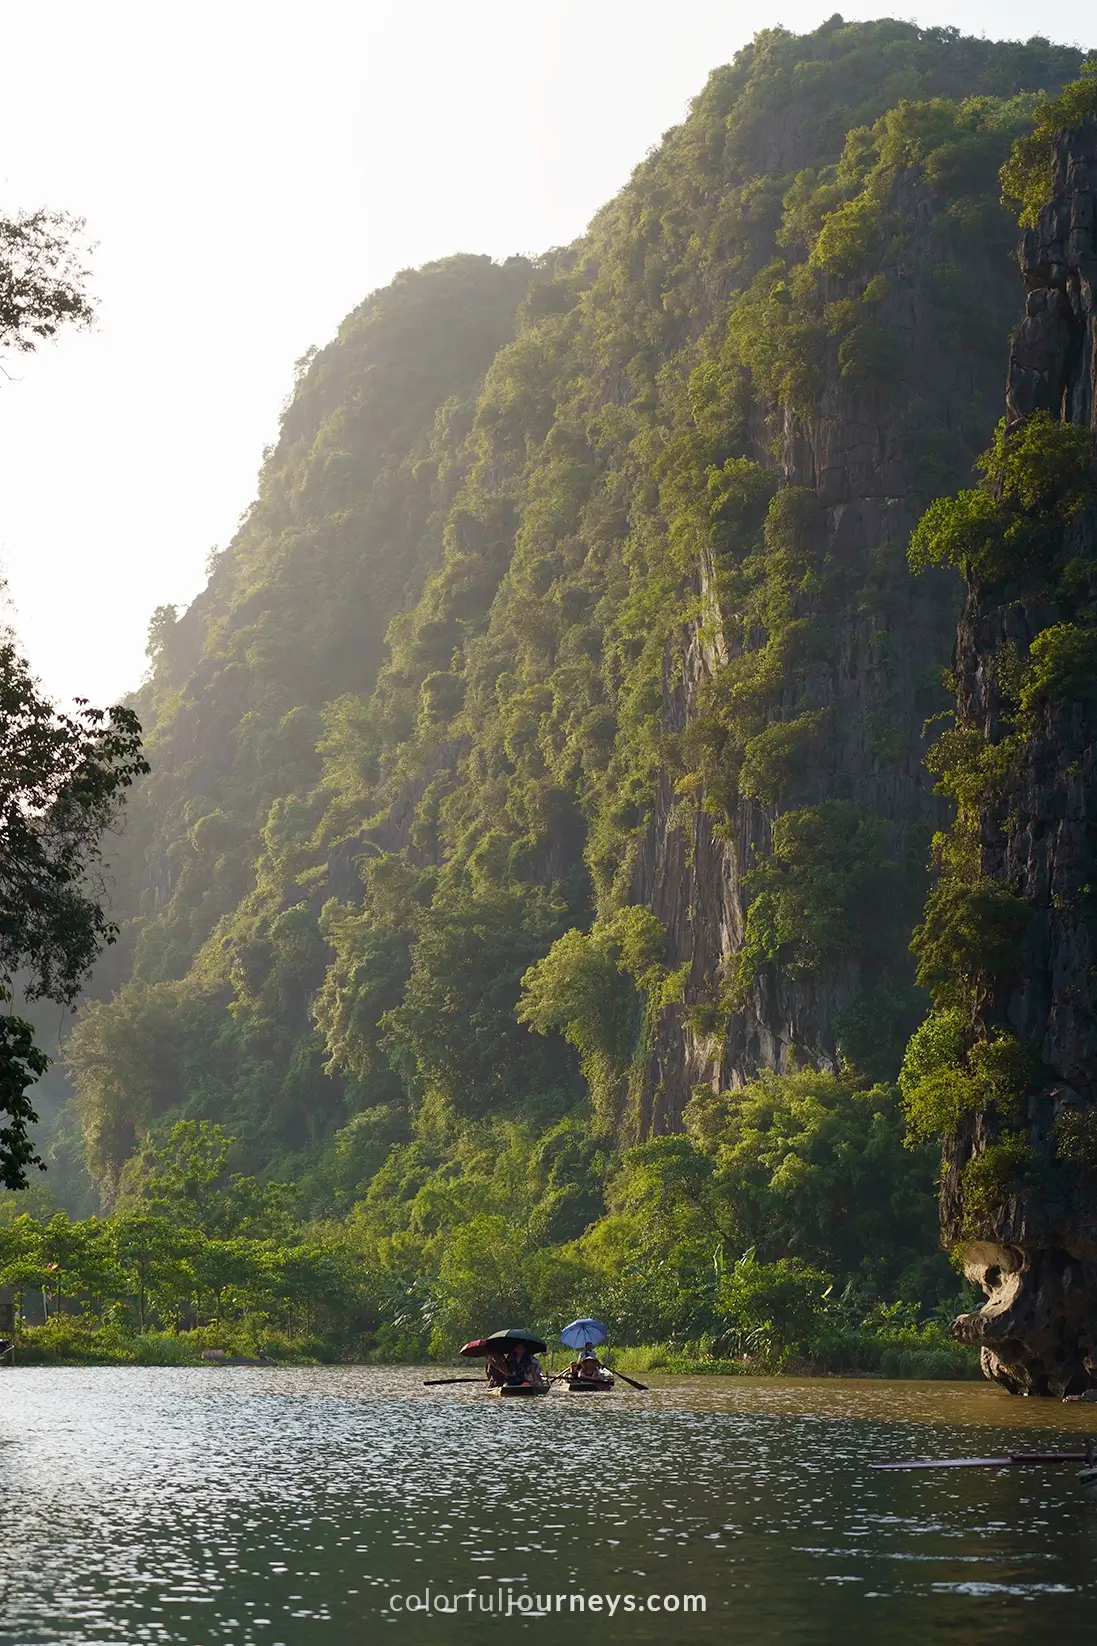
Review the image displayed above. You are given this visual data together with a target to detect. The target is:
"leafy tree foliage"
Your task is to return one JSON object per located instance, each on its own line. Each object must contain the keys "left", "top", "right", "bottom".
{"left": 0, "top": 1016, "right": 49, "bottom": 1192}
{"left": 735, "top": 802, "right": 897, "bottom": 982}
{"left": 518, "top": 906, "right": 685, "bottom": 1123}
{"left": 909, "top": 412, "right": 1097, "bottom": 583}
{"left": 0, "top": 640, "right": 146, "bottom": 1188}
{"left": 0, "top": 210, "right": 94, "bottom": 356}
{"left": 904, "top": 406, "right": 1097, "bottom": 1198}
{"left": 0, "top": 1121, "right": 361, "bottom": 1346}
{"left": 0, "top": 644, "right": 147, "bottom": 1003}
{"left": 0, "top": 207, "right": 143, "bottom": 1189}
{"left": 686, "top": 1070, "right": 945, "bottom": 1297}
{"left": 1001, "top": 60, "right": 1097, "bottom": 224}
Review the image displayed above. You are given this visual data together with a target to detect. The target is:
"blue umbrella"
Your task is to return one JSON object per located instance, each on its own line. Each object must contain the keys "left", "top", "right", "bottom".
{"left": 561, "top": 1317, "right": 608, "bottom": 1350}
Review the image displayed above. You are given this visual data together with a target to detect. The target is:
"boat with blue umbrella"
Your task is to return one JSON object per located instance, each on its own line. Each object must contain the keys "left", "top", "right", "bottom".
{"left": 560, "top": 1318, "right": 615, "bottom": 1391}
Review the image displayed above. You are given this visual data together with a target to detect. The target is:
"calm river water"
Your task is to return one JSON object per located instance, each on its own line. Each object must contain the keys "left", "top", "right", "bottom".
{"left": 2, "top": 1366, "right": 1097, "bottom": 1644}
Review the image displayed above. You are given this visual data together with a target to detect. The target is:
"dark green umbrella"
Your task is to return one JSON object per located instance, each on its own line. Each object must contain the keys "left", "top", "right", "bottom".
{"left": 485, "top": 1328, "right": 547, "bottom": 1353}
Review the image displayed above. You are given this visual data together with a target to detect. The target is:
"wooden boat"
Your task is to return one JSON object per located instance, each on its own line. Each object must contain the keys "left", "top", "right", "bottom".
{"left": 495, "top": 1380, "right": 551, "bottom": 1397}
{"left": 566, "top": 1372, "right": 615, "bottom": 1392}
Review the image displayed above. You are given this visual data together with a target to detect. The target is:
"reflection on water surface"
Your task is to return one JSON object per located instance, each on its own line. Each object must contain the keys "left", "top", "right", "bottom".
{"left": 2, "top": 1367, "right": 1095, "bottom": 1644}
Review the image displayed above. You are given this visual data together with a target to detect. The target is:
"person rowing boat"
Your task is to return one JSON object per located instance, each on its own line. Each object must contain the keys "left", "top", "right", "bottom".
{"left": 566, "top": 1341, "right": 613, "bottom": 1388}
{"left": 485, "top": 1349, "right": 512, "bottom": 1387}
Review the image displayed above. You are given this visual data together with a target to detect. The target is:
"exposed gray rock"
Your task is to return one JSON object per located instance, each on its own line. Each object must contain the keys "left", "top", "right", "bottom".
{"left": 630, "top": 169, "right": 1018, "bottom": 1129}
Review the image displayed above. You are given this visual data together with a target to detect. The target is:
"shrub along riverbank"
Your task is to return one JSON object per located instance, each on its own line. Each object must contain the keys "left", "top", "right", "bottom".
{"left": 609, "top": 1324, "right": 978, "bottom": 1381}
{"left": 9, "top": 1319, "right": 977, "bottom": 1378}
{"left": 9, "top": 1319, "right": 325, "bottom": 1366}
{"left": 2, "top": 1106, "right": 980, "bottom": 1376}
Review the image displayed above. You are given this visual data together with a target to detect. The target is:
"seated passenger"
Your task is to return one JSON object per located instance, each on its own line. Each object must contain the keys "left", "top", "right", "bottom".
{"left": 510, "top": 1345, "right": 544, "bottom": 1385}
{"left": 571, "top": 1341, "right": 604, "bottom": 1381}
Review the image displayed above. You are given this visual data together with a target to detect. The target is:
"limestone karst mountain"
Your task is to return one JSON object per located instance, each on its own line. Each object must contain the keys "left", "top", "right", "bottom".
{"left": 50, "top": 20, "right": 1091, "bottom": 1328}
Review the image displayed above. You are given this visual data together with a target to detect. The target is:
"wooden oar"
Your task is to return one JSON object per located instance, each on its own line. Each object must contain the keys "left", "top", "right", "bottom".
{"left": 602, "top": 1364, "right": 648, "bottom": 1392}
{"left": 423, "top": 1377, "right": 487, "bottom": 1386}
{"left": 872, "top": 1450, "right": 1093, "bottom": 1471}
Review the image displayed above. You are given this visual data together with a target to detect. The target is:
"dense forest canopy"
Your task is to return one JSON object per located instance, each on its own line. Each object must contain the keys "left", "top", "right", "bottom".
{"left": 7, "top": 18, "right": 1094, "bottom": 1362}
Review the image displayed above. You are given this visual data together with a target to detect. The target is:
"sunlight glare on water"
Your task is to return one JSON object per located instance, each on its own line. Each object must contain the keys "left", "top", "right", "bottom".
{"left": 2, "top": 1367, "right": 1097, "bottom": 1644}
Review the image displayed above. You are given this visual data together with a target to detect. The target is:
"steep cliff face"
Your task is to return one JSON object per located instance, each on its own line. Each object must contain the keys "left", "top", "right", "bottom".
{"left": 635, "top": 166, "right": 1025, "bottom": 1126}
{"left": 942, "top": 118, "right": 1097, "bottom": 1396}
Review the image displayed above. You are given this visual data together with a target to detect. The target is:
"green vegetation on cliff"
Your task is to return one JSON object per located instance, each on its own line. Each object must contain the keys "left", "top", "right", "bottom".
{"left": 22, "top": 20, "right": 1091, "bottom": 1361}
{"left": 905, "top": 406, "right": 1097, "bottom": 1229}
{"left": 894, "top": 54, "right": 1097, "bottom": 1292}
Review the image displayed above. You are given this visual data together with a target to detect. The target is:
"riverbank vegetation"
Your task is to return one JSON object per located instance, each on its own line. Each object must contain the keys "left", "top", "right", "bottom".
{"left": 2, "top": 1110, "right": 977, "bottom": 1375}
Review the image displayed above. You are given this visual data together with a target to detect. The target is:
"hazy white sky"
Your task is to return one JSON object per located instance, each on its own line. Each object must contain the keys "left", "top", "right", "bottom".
{"left": 0, "top": 0, "right": 1088, "bottom": 706}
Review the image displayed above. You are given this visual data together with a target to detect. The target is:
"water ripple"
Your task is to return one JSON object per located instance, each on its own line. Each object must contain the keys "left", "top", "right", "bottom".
{"left": 0, "top": 1367, "right": 1094, "bottom": 1643}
